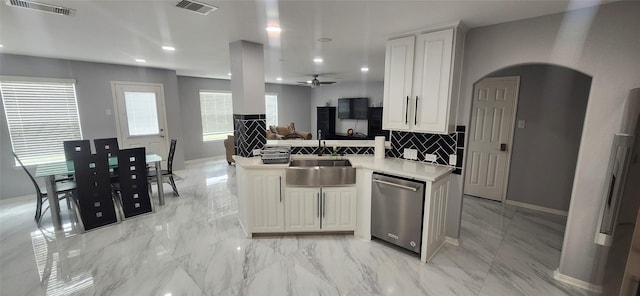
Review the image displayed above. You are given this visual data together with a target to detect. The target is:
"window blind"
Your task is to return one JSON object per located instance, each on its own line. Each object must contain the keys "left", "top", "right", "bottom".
{"left": 200, "top": 91, "right": 234, "bottom": 141}
{"left": 1, "top": 77, "right": 82, "bottom": 166}
{"left": 265, "top": 94, "right": 278, "bottom": 127}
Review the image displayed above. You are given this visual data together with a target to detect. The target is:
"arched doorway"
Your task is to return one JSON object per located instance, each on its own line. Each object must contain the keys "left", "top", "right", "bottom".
{"left": 464, "top": 63, "right": 592, "bottom": 214}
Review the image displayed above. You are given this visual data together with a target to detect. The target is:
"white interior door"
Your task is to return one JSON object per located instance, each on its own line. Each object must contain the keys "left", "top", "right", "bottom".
{"left": 464, "top": 76, "right": 519, "bottom": 201}
{"left": 112, "top": 82, "right": 168, "bottom": 160}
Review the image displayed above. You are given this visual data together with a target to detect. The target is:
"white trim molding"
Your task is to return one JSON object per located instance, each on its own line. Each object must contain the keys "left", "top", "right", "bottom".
{"left": 506, "top": 200, "right": 568, "bottom": 216}
{"left": 445, "top": 236, "right": 460, "bottom": 246}
{"left": 553, "top": 269, "right": 602, "bottom": 293}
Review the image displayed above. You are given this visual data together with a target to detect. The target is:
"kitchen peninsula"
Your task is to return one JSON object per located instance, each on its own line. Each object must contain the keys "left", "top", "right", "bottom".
{"left": 234, "top": 143, "right": 453, "bottom": 263}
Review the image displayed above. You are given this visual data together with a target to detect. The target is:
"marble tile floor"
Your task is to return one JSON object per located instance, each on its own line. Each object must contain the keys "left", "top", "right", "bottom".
{"left": 0, "top": 158, "right": 597, "bottom": 296}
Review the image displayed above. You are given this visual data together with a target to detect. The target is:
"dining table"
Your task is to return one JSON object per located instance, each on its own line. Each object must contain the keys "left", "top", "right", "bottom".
{"left": 35, "top": 154, "right": 164, "bottom": 231}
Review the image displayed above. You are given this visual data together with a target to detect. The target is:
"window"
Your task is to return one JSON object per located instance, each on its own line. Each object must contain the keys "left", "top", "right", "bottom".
{"left": 265, "top": 93, "right": 278, "bottom": 127}
{"left": 199, "top": 91, "right": 279, "bottom": 141}
{"left": 1, "top": 76, "right": 82, "bottom": 166}
{"left": 200, "top": 91, "right": 233, "bottom": 141}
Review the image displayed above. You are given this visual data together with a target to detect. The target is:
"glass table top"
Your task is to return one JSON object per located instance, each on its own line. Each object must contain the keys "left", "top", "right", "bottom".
{"left": 35, "top": 154, "right": 162, "bottom": 178}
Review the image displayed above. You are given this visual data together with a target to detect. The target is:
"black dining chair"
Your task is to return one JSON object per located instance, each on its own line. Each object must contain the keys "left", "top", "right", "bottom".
{"left": 148, "top": 139, "right": 179, "bottom": 196}
{"left": 12, "top": 151, "right": 76, "bottom": 226}
{"left": 72, "top": 153, "right": 119, "bottom": 231}
{"left": 114, "top": 147, "right": 153, "bottom": 218}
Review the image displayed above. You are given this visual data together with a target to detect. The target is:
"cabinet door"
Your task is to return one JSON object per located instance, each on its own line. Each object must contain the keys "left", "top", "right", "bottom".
{"left": 284, "top": 187, "right": 321, "bottom": 232}
{"left": 250, "top": 170, "right": 285, "bottom": 232}
{"left": 382, "top": 36, "right": 415, "bottom": 131}
{"left": 321, "top": 187, "right": 357, "bottom": 231}
{"left": 412, "top": 29, "right": 454, "bottom": 133}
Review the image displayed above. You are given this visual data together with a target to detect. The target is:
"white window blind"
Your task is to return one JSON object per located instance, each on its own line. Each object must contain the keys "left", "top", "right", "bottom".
{"left": 1, "top": 76, "right": 82, "bottom": 166}
{"left": 200, "top": 91, "right": 234, "bottom": 141}
{"left": 265, "top": 93, "right": 278, "bottom": 127}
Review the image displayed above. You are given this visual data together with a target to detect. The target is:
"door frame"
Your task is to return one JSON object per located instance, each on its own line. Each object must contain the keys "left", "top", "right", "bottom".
{"left": 463, "top": 76, "right": 520, "bottom": 202}
{"left": 110, "top": 81, "right": 169, "bottom": 152}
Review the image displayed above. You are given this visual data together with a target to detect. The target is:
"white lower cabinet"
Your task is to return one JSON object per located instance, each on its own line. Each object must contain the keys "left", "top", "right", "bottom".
{"left": 249, "top": 170, "right": 285, "bottom": 233}
{"left": 285, "top": 186, "right": 357, "bottom": 232}
{"left": 284, "top": 187, "right": 320, "bottom": 232}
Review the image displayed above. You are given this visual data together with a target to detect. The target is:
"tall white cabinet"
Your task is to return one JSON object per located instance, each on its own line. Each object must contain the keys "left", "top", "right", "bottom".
{"left": 382, "top": 24, "right": 465, "bottom": 134}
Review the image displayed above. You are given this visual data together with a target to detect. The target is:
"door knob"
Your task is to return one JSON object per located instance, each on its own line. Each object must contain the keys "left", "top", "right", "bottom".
{"left": 500, "top": 143, "right": 507, "bottom": 151}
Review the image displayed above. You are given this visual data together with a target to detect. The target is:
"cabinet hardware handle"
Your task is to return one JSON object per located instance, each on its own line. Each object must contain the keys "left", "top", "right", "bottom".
{"left": 317, "top": 192, "right": 320, "bottom": 218}
{"left": 373, "top": 178, "right": 418, "bottom": 191}
{"left": 322, "top": 192, "right": 326, "bottom": 218}
{"left": 405, "top": 96, "right": 409, "bottom": 124}
{"left": 500, "top": 143, "right": 507, "bottom": 151}
{"left": 279, "top": 176, "right": 282, "bottom": 202}
{"left": 415, "top": 96, "right": 419, "bottom": 125}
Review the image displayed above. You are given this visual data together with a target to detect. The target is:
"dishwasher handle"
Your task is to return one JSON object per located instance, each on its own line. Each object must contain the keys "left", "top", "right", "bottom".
{"left": 373, "top": 178, "right": 418, "bottom": 192}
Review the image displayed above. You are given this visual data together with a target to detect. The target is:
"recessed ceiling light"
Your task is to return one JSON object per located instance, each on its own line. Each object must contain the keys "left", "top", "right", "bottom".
{"left": 0, "top": 44, "right": 4, "bottom": 48}
{"left": 266, "top": 27, "right": 282, "bottom": 33}
{"left": 228, "top": 73, "right": 232, "bottom": 76}
{"left": 276, "top": 77, "right": 282, "bottom": 81}
{"left": 361, "top": 67, "right": 369, "bottom": 72}
{"left": 306, "top": 80, "right": 312, "bottom": 84}
{"left": 135, "top": 58, "right": 146, "bottom": 63}
{"left": 162, "top": 46, "right": 175, "bottom": 51}
{"left": 317, "top": 37, "right": 333, "bottom": 43}
{"left": 313, "top": 58, "right": 323, "bottom": 63}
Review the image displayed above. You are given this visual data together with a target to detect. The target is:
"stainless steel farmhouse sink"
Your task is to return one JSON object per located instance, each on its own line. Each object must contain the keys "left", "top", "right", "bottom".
{"left": 286, "top": 159, "right": 356, "bottom": 186}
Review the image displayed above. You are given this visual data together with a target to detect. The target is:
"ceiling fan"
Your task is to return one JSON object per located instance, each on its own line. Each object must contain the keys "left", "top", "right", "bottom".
{"left": 297, "top": 74, "right": 336, "bottom": 88}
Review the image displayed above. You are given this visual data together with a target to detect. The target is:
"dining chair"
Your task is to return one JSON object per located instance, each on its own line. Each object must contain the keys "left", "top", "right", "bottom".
{"left": 72, "top": 153, "right": 119, "bottom": 231}
{"left": 148, "top": 139, "right": 179, "bottom": 196}
{"left": 114, "top": 147, "right": 153, "bottom": 218}
{"left": 12, "top": 151, "right": 76, "bottom": 226}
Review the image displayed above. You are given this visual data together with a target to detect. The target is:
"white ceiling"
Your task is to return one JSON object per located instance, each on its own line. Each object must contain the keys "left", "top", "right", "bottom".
{"left": 0, "top": 0, "right": 609, "bottom": 85}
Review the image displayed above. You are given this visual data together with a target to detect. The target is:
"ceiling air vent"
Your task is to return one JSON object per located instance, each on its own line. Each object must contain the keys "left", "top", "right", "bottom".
{"left": 176, "top": 0, "right": 217, "bottom": 15}
{"left": 4, "top": 0, "right": 76, "bottom": 16}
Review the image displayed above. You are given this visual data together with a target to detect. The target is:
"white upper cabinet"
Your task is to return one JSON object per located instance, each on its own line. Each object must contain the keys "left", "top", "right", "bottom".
{"left": 382, "top": 25, "right": 464, "bottom": 134}
{"left": 382, "top": 36, "right": 415, "bottom": 131}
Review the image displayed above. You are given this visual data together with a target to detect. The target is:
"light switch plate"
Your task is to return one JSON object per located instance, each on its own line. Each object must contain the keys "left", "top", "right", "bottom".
{"left": 518, "top": 120, "right": 526, "bottom": 128}
{"left": 252, "top": 149, "right": 261, "bottom": 156}
{"left": 449, "top": 155, "right": 457, "bottom": 166}
{"left": 425, "top": 153, "right": 437, "bottom": 162}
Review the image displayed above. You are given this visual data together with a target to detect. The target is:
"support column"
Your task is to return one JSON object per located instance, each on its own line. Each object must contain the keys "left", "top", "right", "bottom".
{"left": 229, "top": 40, "right": 266, "bottom": 157}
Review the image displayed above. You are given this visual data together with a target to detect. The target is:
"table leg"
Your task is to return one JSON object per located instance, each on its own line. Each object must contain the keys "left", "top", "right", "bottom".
{"left": 155, "top": 161, "right": 165, "bottom": 206}
{"left": 44, "top": 175, "right": 63, "bottom": 231}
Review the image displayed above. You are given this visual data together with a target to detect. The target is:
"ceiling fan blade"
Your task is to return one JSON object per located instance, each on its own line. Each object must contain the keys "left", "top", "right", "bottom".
{"left": 319, "top": 81, "right": 336, "bottom": 84}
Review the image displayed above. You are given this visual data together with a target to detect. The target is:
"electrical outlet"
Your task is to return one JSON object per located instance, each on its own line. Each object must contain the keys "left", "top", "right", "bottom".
{"left": 425, "top": 153, "right": 437, "bottom": 162}
{"left": 252, "top": 149, "right": 261, "bottom": 156}
{"left": 404, "top": 148, "right": 417, "bottom": 160}
{"left": 449, "top": 155, "right": 457, "bottom": 166}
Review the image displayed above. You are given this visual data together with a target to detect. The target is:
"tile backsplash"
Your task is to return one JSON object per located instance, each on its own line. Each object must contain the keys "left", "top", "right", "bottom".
{"left": 387, "top": 126, "right": 465, "bottom": 175}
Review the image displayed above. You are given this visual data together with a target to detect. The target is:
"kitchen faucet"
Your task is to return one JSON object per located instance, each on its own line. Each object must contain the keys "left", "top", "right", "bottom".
{"left": 317, "top": 129, "right": 323, "bottom": 156}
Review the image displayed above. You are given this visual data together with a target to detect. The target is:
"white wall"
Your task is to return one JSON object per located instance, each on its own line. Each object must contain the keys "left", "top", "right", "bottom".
{"left": 310, "top": 81, "right": 384, "bottom": 136}
{"left": 457, "top": 1, "right": 640, "bottom": 285}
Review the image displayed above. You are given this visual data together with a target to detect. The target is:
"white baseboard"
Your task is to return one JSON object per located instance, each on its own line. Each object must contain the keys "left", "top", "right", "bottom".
{"left": 445, "top": 236, "right": 460, "bottom": 246}
{"left": 185, "top": 155, "right": 226, "bottom": 164}
{"left": 553, "top": 269, "right": 602, "bottom": 293}
{"left": 0, "top": 194, "right": 34, "bottom": 206}
{"left": 506, "top": 200, "right": 568, "bottom": 216}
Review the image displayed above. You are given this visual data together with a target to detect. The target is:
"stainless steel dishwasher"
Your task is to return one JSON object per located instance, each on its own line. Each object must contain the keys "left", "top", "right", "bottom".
{"left": 371, "top": 172, "right": 425, "bottom": 254}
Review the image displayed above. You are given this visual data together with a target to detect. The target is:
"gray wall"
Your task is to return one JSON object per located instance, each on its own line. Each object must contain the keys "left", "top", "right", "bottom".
{"left": 177, "top": 76, "right": 311, "bottom": 160}
{"left": 457, "top": 1, "right": 640, "bottom": 285}
{"left": 488, "top": 65, "right": 591, "bottom": 212}
{"left": 310, "top": 81, "right": 384, "bottom": 136}
{"left": 0, "top": 54, "right": 185, "bottom": 199}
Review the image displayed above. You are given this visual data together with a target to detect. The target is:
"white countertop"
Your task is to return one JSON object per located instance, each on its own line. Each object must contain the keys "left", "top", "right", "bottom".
{"left": 266, "top": 139, "right": 391, "bottom": 148}
{"left": 233, "top": 155, "right": 453, "bottom": 182}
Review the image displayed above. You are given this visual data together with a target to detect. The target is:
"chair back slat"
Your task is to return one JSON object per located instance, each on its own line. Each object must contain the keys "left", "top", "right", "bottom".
{"left": 117, "top": 148, "right": 152, "bottom": 218}
{"left": 74, "top": 153, "right": 118, "bottom": 230}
